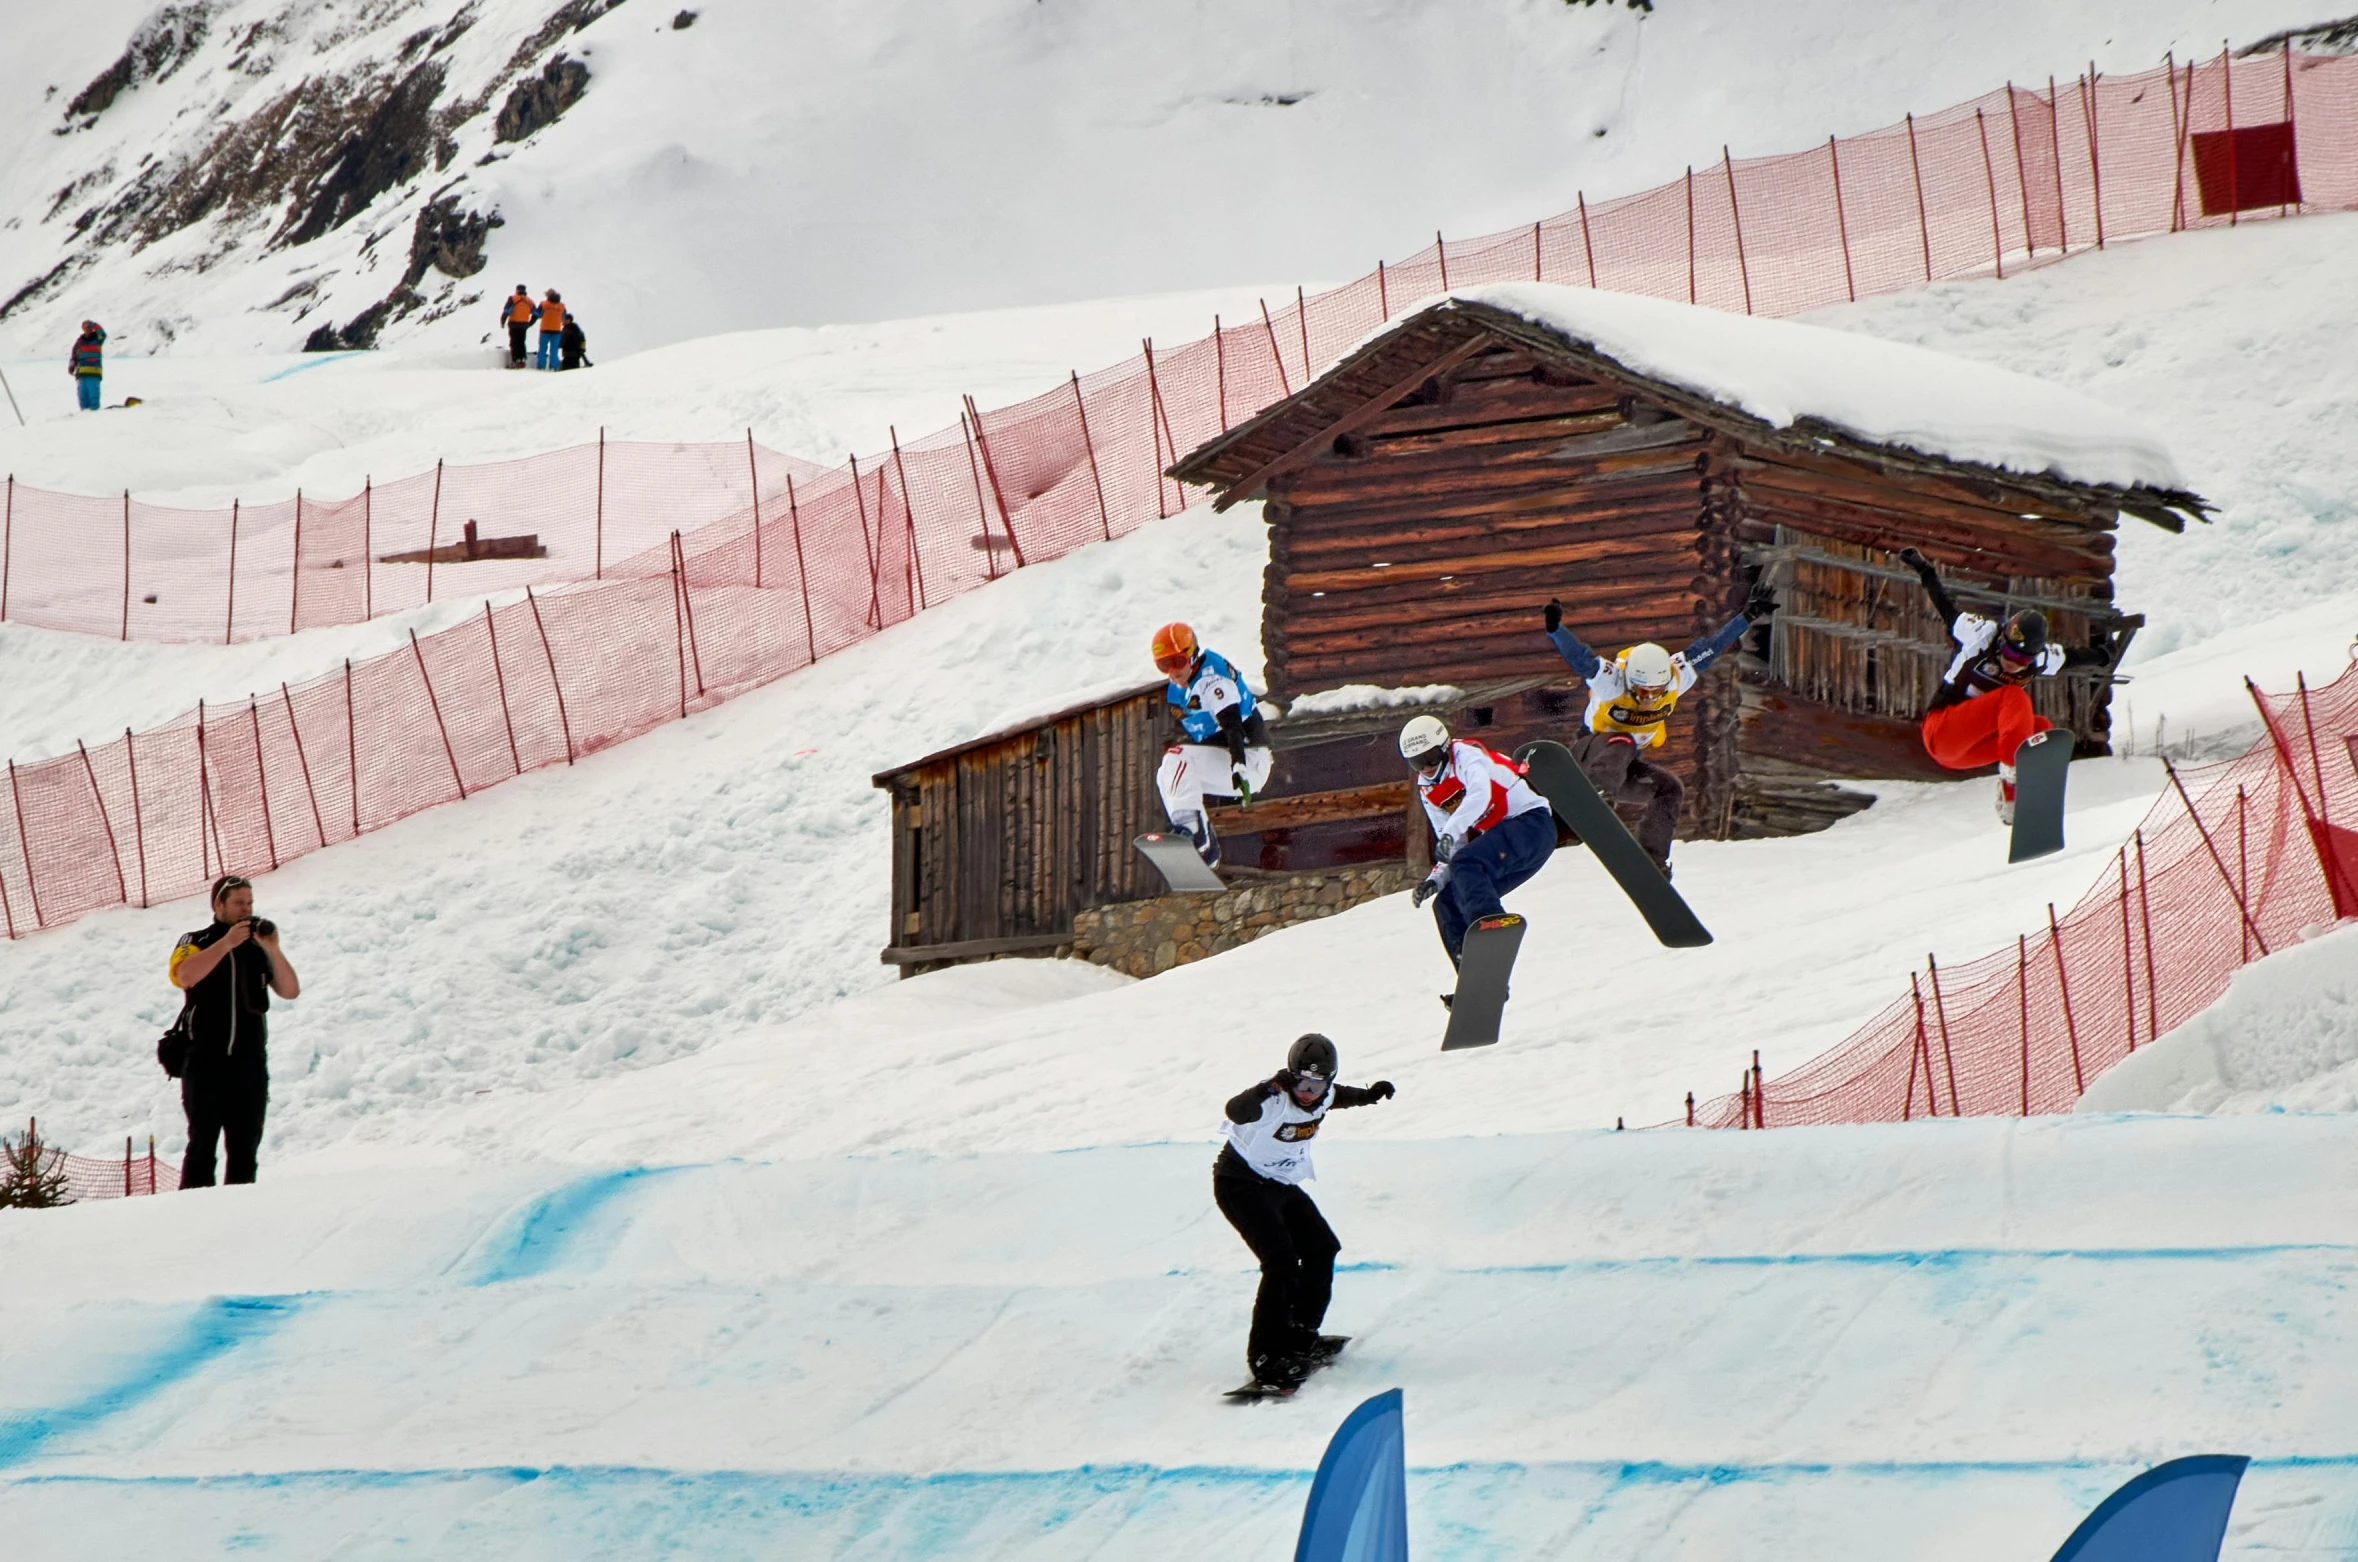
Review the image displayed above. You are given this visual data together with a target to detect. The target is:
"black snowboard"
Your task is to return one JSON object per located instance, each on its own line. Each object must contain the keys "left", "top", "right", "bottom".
{"left": 1441, "top": 913, "right": 1526, "bottom": 1051}
{"left": 1224, "top": 1338, "right": 1349, "bottom": 1401}
{"left": 2007, "top": 728, "right": 2073, "bottom": 863}
{"left": 1515, "top": 740, "right": 1712, "bottom": 948}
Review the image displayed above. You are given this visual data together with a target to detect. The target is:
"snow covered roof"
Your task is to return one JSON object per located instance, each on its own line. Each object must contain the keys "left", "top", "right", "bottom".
{"left": 1443, "top": 283, "right": 2186, "bottom": 493}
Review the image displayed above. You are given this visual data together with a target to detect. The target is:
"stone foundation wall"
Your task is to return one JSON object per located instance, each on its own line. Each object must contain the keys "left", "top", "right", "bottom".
{"left": 1069, "top": 864, "right": 1414, "bottom": 978}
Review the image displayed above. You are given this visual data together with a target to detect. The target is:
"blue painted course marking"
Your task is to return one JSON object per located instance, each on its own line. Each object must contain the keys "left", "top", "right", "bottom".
{"left": 258, "top": 352, "right": 362, "bottom": 382}
{"left": 1331, "top": 1241, "right": 2358, "bottom": 1277}
{"left": 0, "top": 1295, "right": 302, "bottom": 1469}
{"left": 469, "top": 1165, "right": 688, "bottom": 1286}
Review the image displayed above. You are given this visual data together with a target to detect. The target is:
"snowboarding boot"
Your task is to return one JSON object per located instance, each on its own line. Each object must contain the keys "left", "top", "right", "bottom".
{"left": 1996, "top": 764, "right": 2018, "bottom": 826}
{"left": 1177, "top": 810, "right": 1222, "bottom": 868}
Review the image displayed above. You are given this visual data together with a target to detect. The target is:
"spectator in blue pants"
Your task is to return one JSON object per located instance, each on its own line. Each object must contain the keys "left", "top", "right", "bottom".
{"left": 70, "top": 320, "right": 105, "bottom": 409}
{"left": 535, "top": 290, "right": 565, "bottom": 369}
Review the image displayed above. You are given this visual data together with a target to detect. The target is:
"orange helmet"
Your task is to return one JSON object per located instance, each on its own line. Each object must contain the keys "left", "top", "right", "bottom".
{"left": 1150, "top": 621, "right": 1199, "bottom": 678}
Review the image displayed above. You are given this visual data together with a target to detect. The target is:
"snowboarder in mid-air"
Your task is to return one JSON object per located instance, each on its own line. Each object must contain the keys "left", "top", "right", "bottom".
{"left": 1895, "top": 547, "right": 2120, "bottom": 823}
{"left": 1216, "top": 1033, "right": 1395, "bottom": 1395}
{"left": 1152, "top": 621, "right": 1272, "bottom": 867}
{"left": 1541, "top": 583, "right": 1773, "bottom": 878}
{"left": 1401, "top": 715, "right": 1556, "bottom": 974}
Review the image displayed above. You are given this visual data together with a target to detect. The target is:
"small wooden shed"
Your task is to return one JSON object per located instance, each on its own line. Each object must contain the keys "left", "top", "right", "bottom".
{"left": 1169, "top": 289, "right": 2208, "bottom": 837}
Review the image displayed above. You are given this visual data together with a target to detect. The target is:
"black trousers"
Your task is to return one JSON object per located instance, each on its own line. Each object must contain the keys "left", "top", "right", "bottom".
{"left": 507, "top": 322, "right": 529, "bottom": 365}
{"left": 182, "top": 1071, "right": 268, "bottom": 1188}
{"left": 1214, "top": 1152, "right": 1340, "bottom": 1369}
{"left": 1568, "top": 731, "right": 1685, "bottom": 868}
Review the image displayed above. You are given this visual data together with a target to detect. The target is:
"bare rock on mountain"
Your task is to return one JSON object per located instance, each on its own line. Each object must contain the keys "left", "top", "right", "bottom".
{"left": 495, "top": 55, "right": 591, "bottom": 143}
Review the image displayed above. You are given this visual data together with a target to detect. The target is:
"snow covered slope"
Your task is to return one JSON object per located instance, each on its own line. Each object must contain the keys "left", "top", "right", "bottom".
{"left": 0, "top": 0, "right": 2331, "bottom": 361}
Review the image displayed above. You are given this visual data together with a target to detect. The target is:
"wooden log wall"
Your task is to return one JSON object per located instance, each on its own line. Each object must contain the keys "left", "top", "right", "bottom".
{"left": 882, "top": 689, "right": 1165, "bottom": 965}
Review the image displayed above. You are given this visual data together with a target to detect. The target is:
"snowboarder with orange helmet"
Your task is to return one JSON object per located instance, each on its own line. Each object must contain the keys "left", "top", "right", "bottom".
{"left": 1150, "top": 621, "right": 1271, "bottom": 867}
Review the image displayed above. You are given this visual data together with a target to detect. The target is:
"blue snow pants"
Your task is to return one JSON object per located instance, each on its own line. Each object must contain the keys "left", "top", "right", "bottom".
{"left": 76, "top": 375, "right": 101, "bottom": 410}
{"left": 536, "top": 332, "right": 560, "bottom": 369}
{"left": 1433, "top": 805, "right": 1556, "bottom": 963}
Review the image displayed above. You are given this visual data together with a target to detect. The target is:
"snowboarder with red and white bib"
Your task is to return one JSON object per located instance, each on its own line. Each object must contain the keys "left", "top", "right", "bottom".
{"left": 1215, "top": 1033, "right": 1395, "bottom": 1393}
{"left": 1896, "top": 547, "right": 2117, "bottom": 824}
{"left": 1401, "top": 716, "right": 1556, "bottom": 966}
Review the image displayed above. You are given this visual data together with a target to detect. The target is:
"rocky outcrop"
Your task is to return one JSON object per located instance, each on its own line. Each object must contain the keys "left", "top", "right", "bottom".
{"left": 60, "top": 3, "right": 214, "bottom": 130}
{"left": 494, "top": 55, "right": 591, "bottom": 142}
{"left": 301, "top": 193, "right": 501, "bottom": 349}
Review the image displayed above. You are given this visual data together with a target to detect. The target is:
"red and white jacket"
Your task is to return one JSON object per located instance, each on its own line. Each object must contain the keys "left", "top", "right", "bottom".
{"left": 1415, "top": 739, "right": 1550, "bottom": 851}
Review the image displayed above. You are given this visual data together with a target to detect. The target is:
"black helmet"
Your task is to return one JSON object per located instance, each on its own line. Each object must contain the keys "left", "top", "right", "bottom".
{"left": 1999, "top": 609, "right": 2049, "bottom": 661}
{"left": 1287, "top": 1033, "right": 1338, "bottom": 1081}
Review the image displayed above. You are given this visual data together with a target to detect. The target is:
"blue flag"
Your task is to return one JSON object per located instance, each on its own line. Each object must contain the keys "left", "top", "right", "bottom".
{"left": 1295, "top": 1388, "right": 1408, "bottom": 1562}
{"left": 2049, "top": 1455, "right": 2249, "bottom": 1562}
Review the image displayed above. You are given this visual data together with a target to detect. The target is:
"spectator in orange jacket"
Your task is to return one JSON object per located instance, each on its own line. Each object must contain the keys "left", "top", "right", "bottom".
{"left": 536, "top": 289, "right": 565, "bottom": 370}
{"left": 499, "top": 285, "right": 534, "bottom": 368}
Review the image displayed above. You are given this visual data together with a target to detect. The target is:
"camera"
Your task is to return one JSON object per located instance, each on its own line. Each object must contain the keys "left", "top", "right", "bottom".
{"left": 249, "top": 917, "right": 276, "bottom": 938}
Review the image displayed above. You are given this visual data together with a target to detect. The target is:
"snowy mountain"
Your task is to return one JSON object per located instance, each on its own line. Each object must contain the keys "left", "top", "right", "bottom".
{"left": 0, "top": 0, "right": 2335, "bottom": 362}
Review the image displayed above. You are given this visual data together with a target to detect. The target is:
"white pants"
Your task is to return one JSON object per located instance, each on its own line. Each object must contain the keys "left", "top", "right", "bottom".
{"left": 1157, "top": 743, "right": 1272, "bottom": 824}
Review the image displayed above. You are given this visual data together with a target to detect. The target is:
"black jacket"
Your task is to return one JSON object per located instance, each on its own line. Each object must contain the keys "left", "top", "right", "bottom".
{"left": 170, "top": 923, "right": 276, "bottom": 1077}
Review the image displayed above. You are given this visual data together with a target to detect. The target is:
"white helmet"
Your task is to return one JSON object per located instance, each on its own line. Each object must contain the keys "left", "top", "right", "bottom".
{"left": 1619, "top": 642, "right": 1675, "bottom": 694}
{"left": 1399, "top": 714, "right": 1451, "bottom": 767}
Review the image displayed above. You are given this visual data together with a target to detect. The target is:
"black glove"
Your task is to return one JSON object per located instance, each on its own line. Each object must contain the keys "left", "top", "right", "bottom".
{"left": 1543, "top": 599, "right": 1563, "bottom": 634}
{"left": 1411, "top": 864, "right": 1450, "bottom": 910}
{"left": 1366, "top": 1080, "right": 1395, "bottom": 1101}
{"left": 1896, "top": 546, "right": 1933, "bottom": 576}
{"left": 1744, "top": 580, "right": 1778, "bottom": 622}
{"left": 1267, "top": 1069, "right": 1298, "bottom": 1096}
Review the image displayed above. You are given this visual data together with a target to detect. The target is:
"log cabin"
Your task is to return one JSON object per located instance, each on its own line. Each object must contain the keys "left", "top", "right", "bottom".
{"left": 1167, "top": 285, "right": 2209, "bottom": 839}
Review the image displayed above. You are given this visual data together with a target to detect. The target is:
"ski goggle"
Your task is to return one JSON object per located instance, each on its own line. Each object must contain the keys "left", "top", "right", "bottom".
{"left": 1407, "top": 748, "right": 1447, "bottom": 773}
{"left": 1291, "top": 1071, "right": 1331, "bottom": 1094}
{"left": 1997, "top": 641, "right": 2038, "bottom": 665}
{"left": 1154, "top": 650, "right": 1192, "bottom": 676}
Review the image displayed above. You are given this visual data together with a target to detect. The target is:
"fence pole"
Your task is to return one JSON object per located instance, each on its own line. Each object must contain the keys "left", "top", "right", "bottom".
{"left": 2134, "top": 827, "right": 2159, "bottom": 1042}
{"left": 1905, "top": 972, "right": 1929, "bottom": 1118}
{"left": 424, "top": 460, "right": 442, "bottom": 605}
{"left": 2238, "top": 785, "right": 2251, "bottom": 959}
{"left": 1826, "top": 140, "right": 1856, "bottom": 301}
{"left": 196, "top": 699, "right": 210, "bottom": 878}
{"left": 1720, "top": 147, "right": 1755, "bottom": 314}
{"left": 668, "top": 535, "right": 690, "bottom": 714}
{"left": 0, "top": 802, "right": 14, "bottom": 936}
{"left": 1575, "top": 193, "right": 1598, "bottom": 288}
{"left": 959, "top": 412, "right": 1000, "bottom": 579}
{"left": 1683, "top": 166, "right": 1697, "bottom": 303}
{"left": 2006, "top": 87, "right": 2036, "bottom": 252}
{"left": 746, "top": 431, "right": 764, "bottom": 589}
{"left": 595, "top": 428, "right": 606, "bottom": 580}
{"left": 524, "top": 589, "right": 575, "bottom": 764}
{"left": 677, "top": 533, "right": 705, "bottom": 696}
{"left": 2164, "top": 758, "right": 2270, "bottom": 957}
{"left": 1, "top": 473, "right": 11, "bottom": 621}
{"left": 847, "top": 453, "right": 882, "bottom": 629}
{"left": 2083, "top": 68, "right": 2106, "bottom": 247}
{"left": 345, "top": 659, "right": 359, "bottom": 834}
{"left": 125, "top": 727, "right": 147, "bottom": 907}
{"left": 483, "top": 603, "right": 522, "bottom": 775}
{"left": 73, "top": 742, "right": 126, "bottom": 905}
{"left": 248, "top": 698, "right": 279, "bottom": 871}
{"left": 1376, "top": 261, "right": 1389, "bottom": 319}
{"left": 1297, "top": 284, "right": 1314, "bottom": 380}
{"left": 280, "top": 683, "right": 326, "bottom": 850}
{"left": 1975, "top": 109, "right": 2006, "bottom": 278}
{"left": 1752, "top": 1050, "right": 1765, "bottom": 1128}
{"left": 1256, "top": 299, "right": 1291, "bottom": 398}
{"left": 2016, "top": 933, "right": 2031, "bottom": 1114}
{"left": 121, "top": 490, "right": 131, "bottom": 640}
{"left": 1904, "top": 114, "right": 1933, "bottom": 280}
{"left": 408, "top": 630, "right": 466, "bottom": 799}
{"left": 1214, "top": 315, "right": 1228, "bottom": 432}
{"left": 147, "top": 1134, "right": 156, "bottom": 1194}
{"left": 963, "top": 396, "right": 1026, "bottom": 566}
{"left": 363, "top": 478, "right": 373, "bottom": 620}
{"left": 2117, "top": 849, "right": 2137, "bottom": 1050}
{"left": 779, "top": 470, "right": 817, "bottom": 658}
{"left": 2049, "top": 77, "right": 2070, "bottom": 250}
{"left": 1069, "top": 375, "right": 1113, "bottom": 542}
{"left": 2165, "top": 53, "right": 2187, "bottom": 231}
{"left": 7, "top": 762, "right": 40, "bottom": 929}
{"left": 1141, "top": 339, "right": 1178, "bottom": 520}
{"left": 1436, "top": 231, "right": 1450, "bottom": 290}
{"left": 1926, "top": 954, "right": 1961, "bottom": 1114}
{"left": 125, "top": 1136, "right": 132, "bottom": 1197}
{"left": 2221, "top": 45, "right": 2240, "bottom": 226}
{"left": 288, "top": 489, "right": 302, "bottom": 635}
{"left": 889, "top": 425, "right": 930, "bottom": 607}
{"left": 224, "top": 499, "right": 240, "bottom": 644}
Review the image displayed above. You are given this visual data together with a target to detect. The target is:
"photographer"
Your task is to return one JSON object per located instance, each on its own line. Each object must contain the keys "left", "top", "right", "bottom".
{"left": 168, "top": 875, "right": 300, "bottom": 1188}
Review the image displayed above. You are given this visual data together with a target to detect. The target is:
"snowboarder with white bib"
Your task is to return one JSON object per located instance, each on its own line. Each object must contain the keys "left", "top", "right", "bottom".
{"left": 1151, "top": 621, "right": 1272, "bottom": 867}
{"left": 1402, "top": 715, "right": 1556, "bottom": 970}
{"left": 1216, "top": 1034, "right": 1394, "bottom": 1392}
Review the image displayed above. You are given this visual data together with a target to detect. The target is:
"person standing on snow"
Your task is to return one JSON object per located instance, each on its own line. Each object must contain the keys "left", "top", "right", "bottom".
{"left": 167, "top": 874, "right": 301, "bottom": 1188}
{"left": 1215, "top": 1033, "right": 1395, "bottom": 1391}
{"left": 1151, "top": 621, "right": 1272, "bottom": 868}
{"left": 558, "top": 310, "right": 589, "bottom": 370}
{"left": 499, "top": 285, "right": 535, "bottom": 368}
{"left": 1402, "top": 716, "right": 1556, "bottom": 976}
{"left": 536, "top": 289, "right": 566, "bottom": 370}
{"left": 69, "top": 320, "right": 106, "bottom": 410}
{"left": 1540, "top": 582, "right": 1772, "bottom": 877}
{"left": 1895, "top": 547, "right": 2118, "bottom": 823}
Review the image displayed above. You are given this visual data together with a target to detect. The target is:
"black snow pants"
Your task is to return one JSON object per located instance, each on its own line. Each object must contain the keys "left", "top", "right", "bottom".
{"left": 1214, "top": 1147, "right": 1340, "bottom": 1371}
{"left": 181, "top": 1066, "right": 268, "bottom": 1188}
{"left": 507, "top": 322, "right": 530, "bottom": 366}
{"left": 1568, "top": 731, "right": 1684, "bottom": 871}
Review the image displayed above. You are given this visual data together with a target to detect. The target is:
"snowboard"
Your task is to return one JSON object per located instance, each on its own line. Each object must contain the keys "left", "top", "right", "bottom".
{"left": 1134, "top": 831, "right": 1225, "bottom": 893}
{"left": 1441, "top": 912, "right": 1526, "bottom": 1051}
{"left": 1224, "top": 1338, "right": 1350, "bottom": 1401}
{"left": 2007, "top": 728, "right": 2073, "bottom": 863}
{"left": 1515, "top": 740, "right": 1713, "bottom": 948}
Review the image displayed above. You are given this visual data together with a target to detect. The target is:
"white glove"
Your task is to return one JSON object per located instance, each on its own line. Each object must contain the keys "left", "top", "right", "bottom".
{"left": 1411, "top": 862, "right": 1451, "bottom": 910}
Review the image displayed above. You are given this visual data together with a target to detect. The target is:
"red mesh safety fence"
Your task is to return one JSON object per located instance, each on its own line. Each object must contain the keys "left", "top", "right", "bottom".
{"left": 3, "top": 1127, "right": 178, "bottom": 1202}
{"left": 1693, "top": 661, "right": 2358, "bottom": 1130}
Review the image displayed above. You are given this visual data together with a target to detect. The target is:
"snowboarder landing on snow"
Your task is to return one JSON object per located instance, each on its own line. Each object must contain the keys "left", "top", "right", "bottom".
{"left": 70, "top": 320, "right": 105, "bottom": 411}
{"left": 1896, "top": 547, "right": 2116, "bottom": 823}
{"left": 1541, "top": 582, "right": 1772, "bottom": 876}
{"left": 1403, "top": 715, "right": 1556, "bottom": 967}
{"left": 1152, "top": 621, "right": 1272, "bottom": 868}
{"left": 1216, "top": 1033, "right": 1395, "bottom": 1391}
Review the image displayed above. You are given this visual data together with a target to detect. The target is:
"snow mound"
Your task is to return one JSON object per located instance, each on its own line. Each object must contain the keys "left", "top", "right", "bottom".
{"left": 2075, "top": 921, "right": 2358, "bottom": 1115}
{"left": 1450, "top": 282, "right": 2186, "bottom": 493}
{"left": 1280, "top": 683, "right": 1467, "bottom": 719}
